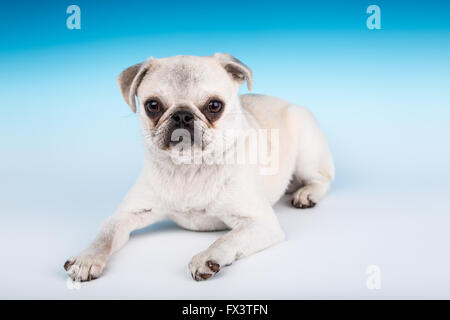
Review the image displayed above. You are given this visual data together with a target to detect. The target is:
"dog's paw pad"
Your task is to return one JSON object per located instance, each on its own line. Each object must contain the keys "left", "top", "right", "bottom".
{"left": 193, "top": 260, "right": 221, "bottom": 281}
{"left": 198, "top": 272, "right": 213, "bottom": 280}
{"left": 189, "top": 255, "right": 222, "bottom": 281}
{"left": 207, "top": 260, "right": 220, "bottom": 272}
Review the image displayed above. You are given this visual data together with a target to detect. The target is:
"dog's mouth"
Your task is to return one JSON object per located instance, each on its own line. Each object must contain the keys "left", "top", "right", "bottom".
{"left": 144, "top": 113, "right": 218, "bottom": 156}
{"left": 168, "top": 128, "right": 196, "bottom": 146}
{"left": 153, "top": 119, "right": 208, "bottom": 150}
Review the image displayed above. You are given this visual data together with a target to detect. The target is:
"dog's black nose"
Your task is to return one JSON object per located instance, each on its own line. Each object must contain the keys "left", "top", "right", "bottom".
{"left": 171, "top": 110, "right": 194, "bottom": 125}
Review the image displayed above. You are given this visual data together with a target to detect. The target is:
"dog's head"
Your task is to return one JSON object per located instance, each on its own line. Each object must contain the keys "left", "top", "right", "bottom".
{"left": 117, "top": 53, "right": 252, "bottom": 157}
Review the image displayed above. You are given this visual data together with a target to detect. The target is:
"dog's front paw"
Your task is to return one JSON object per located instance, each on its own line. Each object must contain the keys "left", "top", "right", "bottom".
{"left": 64, "top": 251, "right": 107, "bottom": 282}
{"left": 188, "top": 252, "right": 221, "bottom": 281}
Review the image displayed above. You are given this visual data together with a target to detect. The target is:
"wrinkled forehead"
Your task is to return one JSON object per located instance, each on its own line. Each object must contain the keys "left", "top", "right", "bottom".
{"left": 137, "top": 56, "right": 233, "bottom": 101}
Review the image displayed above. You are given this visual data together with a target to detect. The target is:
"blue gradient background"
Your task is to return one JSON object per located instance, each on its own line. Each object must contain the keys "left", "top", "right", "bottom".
{"left": 1, "top": 0, "right": 449, "bottom": 298}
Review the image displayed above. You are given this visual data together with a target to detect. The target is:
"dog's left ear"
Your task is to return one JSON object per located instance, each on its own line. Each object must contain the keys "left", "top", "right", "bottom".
{"left": 117, "top": 57, "right": 155, "bottom": 113}
{"left": 213, "top": 53, "right": 253, "bottom": 91}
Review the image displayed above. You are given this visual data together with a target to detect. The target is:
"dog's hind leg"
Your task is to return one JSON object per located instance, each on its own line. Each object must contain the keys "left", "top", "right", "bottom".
{"left": 287, "top": 106, "right": 334, "bottom": 209}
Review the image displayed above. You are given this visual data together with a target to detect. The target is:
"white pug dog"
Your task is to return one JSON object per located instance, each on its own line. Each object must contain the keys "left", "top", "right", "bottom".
{"left": 64, "top": 53, "right": 334, "bottom": 281}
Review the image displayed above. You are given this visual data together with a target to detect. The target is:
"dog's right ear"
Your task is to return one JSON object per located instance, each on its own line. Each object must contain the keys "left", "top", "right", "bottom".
{"left": 117, "top": 57, "right": 155, "bottom": 113}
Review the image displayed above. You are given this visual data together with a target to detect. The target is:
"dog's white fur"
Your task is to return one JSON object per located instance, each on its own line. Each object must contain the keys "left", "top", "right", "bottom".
{"left": 64, "top": 54, "right": 334, "bottom": 281}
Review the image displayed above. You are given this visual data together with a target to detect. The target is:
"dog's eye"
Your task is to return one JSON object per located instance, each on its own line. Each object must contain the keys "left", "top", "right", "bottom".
{"left": 207, "top": 100, "right": 223, "bottom": 113}
{"left": 145, "top": 100, "right": 160, "bottom": 112}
